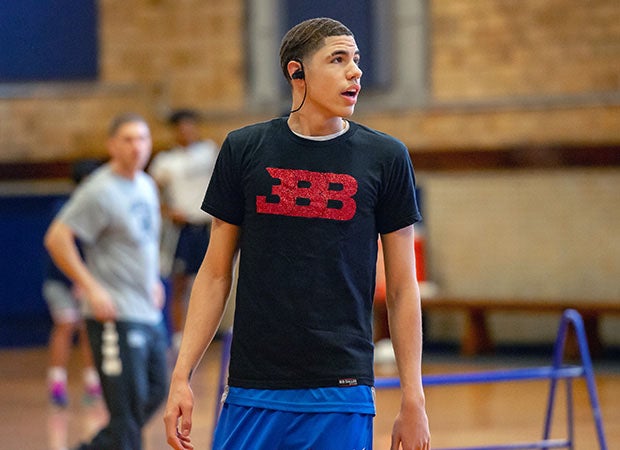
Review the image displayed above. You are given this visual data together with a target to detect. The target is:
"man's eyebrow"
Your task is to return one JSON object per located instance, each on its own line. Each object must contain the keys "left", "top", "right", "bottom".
{"left": 330, "top": 49, "right": 361, "bottom": 57}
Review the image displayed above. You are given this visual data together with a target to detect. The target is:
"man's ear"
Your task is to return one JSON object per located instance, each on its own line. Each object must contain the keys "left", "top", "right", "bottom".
{"left": 288, "top": 59, "right": 304, "bottom": 80}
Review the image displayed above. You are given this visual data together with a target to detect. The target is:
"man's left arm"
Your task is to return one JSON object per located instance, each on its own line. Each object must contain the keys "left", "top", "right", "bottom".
{"left": 381, "top": 225, "right": 431, "bottom": 450}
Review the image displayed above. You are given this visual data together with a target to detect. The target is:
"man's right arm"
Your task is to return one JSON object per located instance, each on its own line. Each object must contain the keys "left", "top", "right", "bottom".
{"left": 44, "top": 220, "right": 116, "bottom": 321}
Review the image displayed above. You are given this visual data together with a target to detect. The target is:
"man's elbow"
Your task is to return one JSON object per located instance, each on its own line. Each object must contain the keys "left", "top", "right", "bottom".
{"left": 43, "top": 223, "right": 56, "bottom": 252}
{"left": 44, "top": 220, "right": 67, "bottom": 254}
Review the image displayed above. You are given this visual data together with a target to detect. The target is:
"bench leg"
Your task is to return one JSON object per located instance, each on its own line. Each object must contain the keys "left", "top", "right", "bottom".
{"left": 462, "top": 308, "right": 494, "bottom": 356}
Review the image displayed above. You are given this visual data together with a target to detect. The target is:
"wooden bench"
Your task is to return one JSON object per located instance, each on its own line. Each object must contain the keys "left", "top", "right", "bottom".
{"left": 420, "top": 297, "right": 620, "bottom": 357}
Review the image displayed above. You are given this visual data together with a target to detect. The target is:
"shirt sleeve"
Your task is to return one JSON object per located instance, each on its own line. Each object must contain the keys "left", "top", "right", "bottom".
{"left": 375, "top": 143, "right": 422, "bottom": 234}
{"left": 57, "top": 181, "right": 109, "bottom": 244}
{"left": 201, "top": 137, "right": 245, "bottom": 225}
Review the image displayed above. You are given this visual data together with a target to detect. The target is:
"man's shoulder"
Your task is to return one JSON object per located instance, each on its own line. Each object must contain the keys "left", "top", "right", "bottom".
{"left": 74, "top": 165, "right": 109, "bottom": 195}
{"left": 151, "top": 147, "right": 182, "bottom": 162}
{"left": 349, "top": 121, "right": 408, "bottom": 157}
{"left": 148, "top": 147, "right": 185, "bottom": 177}
{"left": 189, "top": 139, "right": 218, "bottom": 152}
{"left": 228, "top": 117, "right": 284, "bottom": 140}
{"left": 137, "top": 169, "right": 157, "bottom": 185}
{"left": 60, "top": 167, "right": 110, "bottom": 216}
{"left": 351, "top": 121, "right": 404, "bottom": 145}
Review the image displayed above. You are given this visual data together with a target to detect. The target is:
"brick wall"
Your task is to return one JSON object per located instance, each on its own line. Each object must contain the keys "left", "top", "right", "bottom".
{"left": 1, "top": 0, "right": 619, "bottom": 345}
{"left": 99, "top": 0, "right": 244, "bottom": 110}
{"left": 422, "top": 169, "right": 619, "bottom": 299}
{"left": 421, "top": 168, "right": 620, "bottom": 344}
{"left": 1, "top": 0, "right": 618, "bottom": 161}
{"left": 432, "top": 0, "right": 620, "bottom": 99}
{"left": 0, "top": 0, "right": 246, "bottom": 162}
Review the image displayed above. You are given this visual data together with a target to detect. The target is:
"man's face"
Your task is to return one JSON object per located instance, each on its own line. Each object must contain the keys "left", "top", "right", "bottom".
{"left": 175, "top": 118, "right": 200, "bottom": 147}
{"left": 303, "top": 35, "right": 362, "bottom": 119}
{"left": 108, "top": 121, "right": 152, "bottom": 176}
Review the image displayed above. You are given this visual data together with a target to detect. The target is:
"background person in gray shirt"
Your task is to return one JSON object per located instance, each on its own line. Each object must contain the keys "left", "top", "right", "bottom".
{"left": 45, "top": 112, "right": 168, "bottom": 450}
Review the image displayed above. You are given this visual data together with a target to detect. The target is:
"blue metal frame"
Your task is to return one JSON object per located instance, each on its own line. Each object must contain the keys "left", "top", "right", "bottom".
{"left": 377, "top": 309, "right": 608, "bottom": 450}
{"left": 213, "top": 309, "right": 608, "bottom": 449}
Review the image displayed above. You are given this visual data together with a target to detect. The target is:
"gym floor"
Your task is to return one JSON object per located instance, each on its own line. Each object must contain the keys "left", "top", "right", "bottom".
{"left": 2, "top": 340, "right": 618, "bottom": 450}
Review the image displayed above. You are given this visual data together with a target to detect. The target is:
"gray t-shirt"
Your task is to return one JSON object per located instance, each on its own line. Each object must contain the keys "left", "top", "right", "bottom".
{"left": 58, "top": 165, "right": 162, "bottom": 324}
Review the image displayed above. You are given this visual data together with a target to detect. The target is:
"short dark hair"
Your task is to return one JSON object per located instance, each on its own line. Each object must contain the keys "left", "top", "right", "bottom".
{"left": 108, "top": 112, "right": 148, "bottom": 137}
{"left": 168, "top": 109, "right": 201, "bottom": 126}
{"left": 279, "top": 17, "right": 353, "bottom": 83}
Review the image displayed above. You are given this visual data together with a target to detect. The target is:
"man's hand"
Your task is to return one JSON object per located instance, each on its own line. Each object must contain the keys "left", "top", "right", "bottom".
{"left": 164, "top": 376, "right": 195, "bottom": 449}
{"left": 85, "top": 281, "right": 117, "bottom": 322}
{"left": 390, "top": 401, "right": 431, "bottom": 450}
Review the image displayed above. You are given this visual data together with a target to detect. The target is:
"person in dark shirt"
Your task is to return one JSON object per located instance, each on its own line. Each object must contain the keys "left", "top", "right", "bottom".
{"left": 164, "top": 17, "right": 430, "bottom": 450}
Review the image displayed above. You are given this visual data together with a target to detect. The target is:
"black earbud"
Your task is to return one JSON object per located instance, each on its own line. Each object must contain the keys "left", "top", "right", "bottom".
{"left": 290, "top": 58, "right": 305, "bottom": 80}
{"left": 289, "top": 59, "right": 307, "bottom": 113}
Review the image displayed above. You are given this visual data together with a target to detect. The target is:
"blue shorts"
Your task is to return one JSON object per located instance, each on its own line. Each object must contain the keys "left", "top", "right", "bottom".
{"left": 172, "top": 223, "right": 210, "bottom": 275}
{"left": 213, "top": 403, "right": 373, "bottom": 450}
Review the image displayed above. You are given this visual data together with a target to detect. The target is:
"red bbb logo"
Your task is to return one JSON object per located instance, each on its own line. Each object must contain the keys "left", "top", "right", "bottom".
{"left": 256, "top": 167, "right": 358, "bottom": 221}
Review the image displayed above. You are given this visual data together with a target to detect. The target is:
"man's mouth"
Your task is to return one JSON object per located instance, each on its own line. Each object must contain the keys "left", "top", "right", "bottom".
{"left": 342, "top": 86, "right": 360, "bottom": 97}
{"left": 342, "top": 85, "right": 360, "bottom": 102}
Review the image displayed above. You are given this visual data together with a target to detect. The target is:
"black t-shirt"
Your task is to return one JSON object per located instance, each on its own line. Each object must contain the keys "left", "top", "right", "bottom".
{"left": 203, "top": 117, "right": 421, "bottom": 389}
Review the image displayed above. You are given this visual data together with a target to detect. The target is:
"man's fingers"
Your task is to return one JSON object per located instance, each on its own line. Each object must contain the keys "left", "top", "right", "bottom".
{"left": 176, "top": 430, "right": 194, "bottom": 448}
{"left": 164, "top": 408, "right": 185, "bottom": 449}
{"left": 179, "top": 404, "right": 193, "bottom": 437}
{"left": 164, "top": 399, "right": 194, "bottom": 449}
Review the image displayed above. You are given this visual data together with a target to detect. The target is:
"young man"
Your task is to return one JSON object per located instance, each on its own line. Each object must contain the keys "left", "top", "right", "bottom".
{"left": 164, "top": 17, "right": 431, "bottom": 450}
{"left": 148, "top": 110, "right": 219, "bottom": 351}
{"left": 45, "top": 113, "right": 169, "bottom": 450}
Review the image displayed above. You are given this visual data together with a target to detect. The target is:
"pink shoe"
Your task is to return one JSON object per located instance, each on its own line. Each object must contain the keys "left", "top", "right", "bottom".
{"left": 50, "top": 381, "right": 68, "bottom": 407}
{"left": 82, "top": 383, "right": 102, "bottom": 405}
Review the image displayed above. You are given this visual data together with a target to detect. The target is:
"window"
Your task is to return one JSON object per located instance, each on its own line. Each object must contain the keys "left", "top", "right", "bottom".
{"left": 0, "top": 1, "right": 98, "bottom": 82}
{"left": 282, "top": 0, "right": 389, "bottom": 89}
{"left": 246, "top": 0, "right": 428, "bottom": 112}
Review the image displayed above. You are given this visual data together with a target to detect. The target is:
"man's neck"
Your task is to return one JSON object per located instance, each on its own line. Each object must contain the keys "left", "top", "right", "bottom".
{"left": 110, "top": 161, "right": 139, "bottom": 180}
{"left": 287, "top": 114, "right": 346, "bottom": 137}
